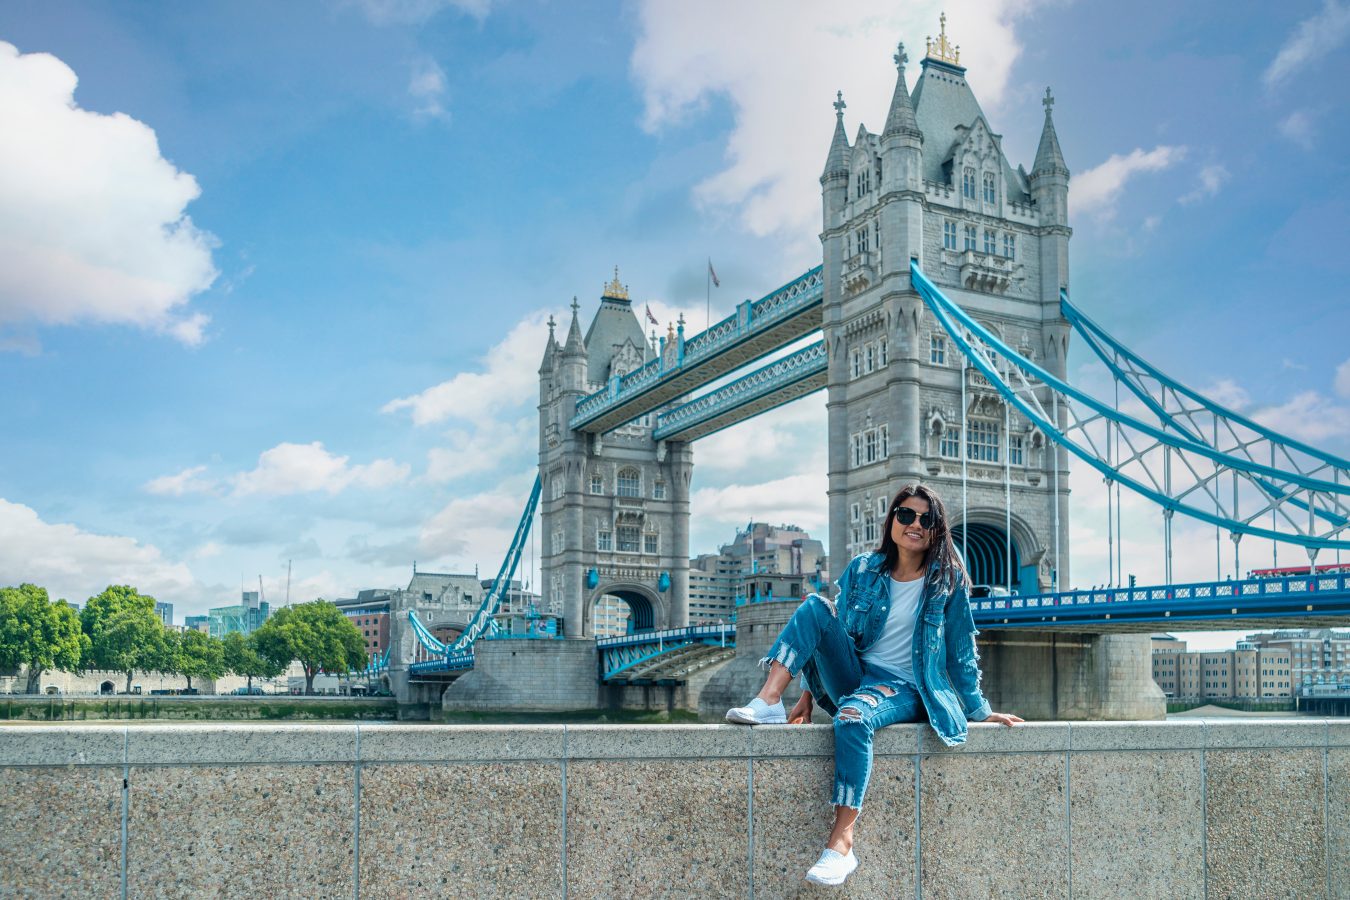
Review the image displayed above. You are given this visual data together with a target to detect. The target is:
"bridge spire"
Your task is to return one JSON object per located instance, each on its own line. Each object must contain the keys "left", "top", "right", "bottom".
{"left": 538, "top": 314, "right": 558, "bottom": 373}
{"left": 821, "top": 90, "right": 850, "bottom": 180}
{"left": 563, "top": 296, "right": 585, "bottom": 356}
{"left": 883, "top": 40, "right": 923, "bottom": 141}
{"left": 1032, "top": 86, "right": 1069, "bottom": 177}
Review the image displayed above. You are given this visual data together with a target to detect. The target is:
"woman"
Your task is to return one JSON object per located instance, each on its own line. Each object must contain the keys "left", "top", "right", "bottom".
{"left": 725, "top": 483, "right": 1023, "bottom": 886}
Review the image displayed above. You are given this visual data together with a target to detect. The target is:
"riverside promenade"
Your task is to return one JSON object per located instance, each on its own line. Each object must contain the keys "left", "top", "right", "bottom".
{"left": 1, "top": 720, "right": 1347, "bottom": 898}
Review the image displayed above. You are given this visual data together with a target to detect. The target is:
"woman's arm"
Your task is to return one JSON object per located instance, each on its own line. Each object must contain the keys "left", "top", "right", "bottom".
{"left": 943, "top": 582, "right": 993, "bottom": 721}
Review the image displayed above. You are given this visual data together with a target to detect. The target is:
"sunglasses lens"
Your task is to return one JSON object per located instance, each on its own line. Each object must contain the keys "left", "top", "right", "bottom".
{"left": 894, "top": 507, "right": 936, "bottom": 529}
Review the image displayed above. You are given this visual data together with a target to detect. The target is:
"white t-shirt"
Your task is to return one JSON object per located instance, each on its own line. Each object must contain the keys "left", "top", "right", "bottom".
{"left": 860, "top": 576, "right": 926, "bottom": 683}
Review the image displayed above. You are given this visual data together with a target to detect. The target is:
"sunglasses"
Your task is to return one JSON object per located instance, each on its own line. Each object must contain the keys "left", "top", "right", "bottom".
{"left": 892, "top": 506, "right": 938, "bottom": 529}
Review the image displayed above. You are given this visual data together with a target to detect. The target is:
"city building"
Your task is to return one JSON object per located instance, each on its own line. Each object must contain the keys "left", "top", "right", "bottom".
{"left": 154, "top": 601, "right": 173, "bottom": 627}
{"left": 184, "top": 615, "right": 210, "bottom": 633}
{"left": 1243, "top": 628, "right": 1350, "bottom": 694}
{"left": 207, "top": 591, "right": 270, "bottom": 639}
{"left": 686, "top": 523, "right": 828, "bottom": 626}
{"left": 334, "top": 590, "right": 394, "bottom": 662}
{"left": 1151, "top": 635, "right": 1294, "bottom": 700}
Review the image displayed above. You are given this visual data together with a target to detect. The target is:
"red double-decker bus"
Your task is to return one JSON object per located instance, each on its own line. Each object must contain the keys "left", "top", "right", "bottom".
{"left": 1250, "top": 563, "right": 1350, "bottom": 579}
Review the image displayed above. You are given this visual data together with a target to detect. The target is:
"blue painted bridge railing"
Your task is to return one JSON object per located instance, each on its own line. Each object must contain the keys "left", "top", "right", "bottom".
{"left": 570, "top": 267, "right": 823, "bottom": 434}
{"left": 409, "top": 651, "right": 475, "bottom": 675}
{"left": 973, "top": 570, "right": 1350, "bottom": 629}
{"left": 597, "top": 624, "right": 736, "bottom": 682}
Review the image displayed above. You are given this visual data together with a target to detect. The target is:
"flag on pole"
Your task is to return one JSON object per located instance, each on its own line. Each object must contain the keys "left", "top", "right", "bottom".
{"left": 708, "top": 259, "right": 720, "bottom": 287}
{"left": 645, "top": 304, "right": 658, "bottom": 325}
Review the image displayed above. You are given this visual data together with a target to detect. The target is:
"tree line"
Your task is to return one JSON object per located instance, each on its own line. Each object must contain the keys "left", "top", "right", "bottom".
{"left": 0, "top": 584, "right": 369, "bottom": 695}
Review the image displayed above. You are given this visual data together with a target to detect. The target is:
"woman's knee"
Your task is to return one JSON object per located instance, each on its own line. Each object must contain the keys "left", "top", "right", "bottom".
{"left": 833, "top": 701, "right": 871, "bottom": 730}
{"left": 803, "top": 593, "right": 838, "bottom": 622}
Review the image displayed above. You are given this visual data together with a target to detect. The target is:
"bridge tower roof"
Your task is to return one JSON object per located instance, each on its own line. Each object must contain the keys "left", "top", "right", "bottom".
{"left": 582, "top": 267, "right": 647, "bottom": 384}
{"left": 909, "top": 15, "right": 1029, "bottom": 200}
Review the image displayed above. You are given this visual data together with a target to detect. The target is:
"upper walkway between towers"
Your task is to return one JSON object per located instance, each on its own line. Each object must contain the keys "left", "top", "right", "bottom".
{"left": 568, "top": 266, "right": 823, "bottom": 434}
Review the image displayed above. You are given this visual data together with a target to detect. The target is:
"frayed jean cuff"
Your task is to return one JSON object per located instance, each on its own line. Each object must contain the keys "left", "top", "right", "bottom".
{"left": 759, "top": 640, "right": 802, "bottom": 676}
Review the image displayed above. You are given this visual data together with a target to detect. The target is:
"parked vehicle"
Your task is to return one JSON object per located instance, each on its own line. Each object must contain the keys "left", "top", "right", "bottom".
{"left": 232, "top": 686, "right": 265, "bottom": 695}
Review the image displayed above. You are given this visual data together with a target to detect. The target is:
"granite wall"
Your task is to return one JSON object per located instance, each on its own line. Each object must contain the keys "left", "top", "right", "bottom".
{"left": 2, "top": 720, "right": 1346, "bottom": 898}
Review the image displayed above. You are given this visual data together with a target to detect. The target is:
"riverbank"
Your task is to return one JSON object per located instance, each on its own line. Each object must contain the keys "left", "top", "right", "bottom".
{"left": 0, "top": 695, "right": 398, "bottom": 722}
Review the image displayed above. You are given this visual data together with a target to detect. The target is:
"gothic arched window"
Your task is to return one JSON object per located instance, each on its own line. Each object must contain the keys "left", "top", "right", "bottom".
{"left": 982, "top": 172, "right": 997, "bottom": 204}
{"left": 962, "top": 167, "right": 977, "bottom": 200}
{"left": 616, "top": 468, "right": 641, "bottom": 497}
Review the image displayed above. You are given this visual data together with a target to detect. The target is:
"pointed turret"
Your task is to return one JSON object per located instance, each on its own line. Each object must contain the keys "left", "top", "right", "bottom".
{"left": 537, "top": 315, "right": 558, "bottom": 375}
{"left": 883, "top": 42, "right": 922, "bottom": 142}
{"left": 1032, "top": 86, "right": 1069, "bottom": 177}
{"left": 1030, "top": 86, "right": 1070, "bottom": 232}
{"left": 821, "top": 90, "right": 850, "bottom": 181}
{"left": 562, "top": 297, "right": 585, "bottom": 357}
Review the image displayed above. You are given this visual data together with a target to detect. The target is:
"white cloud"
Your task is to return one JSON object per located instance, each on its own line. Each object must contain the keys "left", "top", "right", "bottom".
{"left": 1250, "top": 390, "right": 1350, "bottom": 443}
{"left": 0, "top": 42, "right": 216, "bottom": 344}
{"left": 383, "top": 311, "right": 550, "bottom": 425}
{"left": 1264, "top": 1, "right": 1350, "bottom": 90}
{"left": 694, "top": 392, "right": 827, "bottom": 474}
{"left": 425, "top": 417, "right": 534, "bottom": 481}
{"left": 1202, "top": 378, "right": 1251, "bottom": 412}
{"left": 1179, "top": 163, "right": 1229, "bottom": 205}
{"left": 1335, "top": 358, "right": 1350, "bottom": 398}
{"left": 409, "top": 57, "right": 449, "bottom": 121}
{"left": 0, "top": 498, "right": 196, "bottom": 604}
{"left": 232, "top": 442, "right": 410, "bottom": 496}
{"left": 144, "top": 465, "right": 217, "bottom": 497}
{"left": 349, "top": 0, "right": 491, "bottom": 24}
{"left": 631, "top": 1, "right": 1040, "bottom": 253}
{"left": 418, "top": 475, "right": 536, "bottom": 568}
{"left": 691, "top": 472, "right": 829, "bottom": 532}
{"left": 1279, "top": 110, "right": 1317, "bottom": 149}
{"left": 1072, "top": 145, "right": 1186, "bottom": 222}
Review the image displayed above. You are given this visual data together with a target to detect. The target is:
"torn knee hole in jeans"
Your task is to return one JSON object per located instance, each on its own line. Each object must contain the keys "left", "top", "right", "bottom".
{"left": 838, "top": 705, "right": 865, "bottom": 721}
{"left": 875, "top": 685, "right": 896, "bottom": 697}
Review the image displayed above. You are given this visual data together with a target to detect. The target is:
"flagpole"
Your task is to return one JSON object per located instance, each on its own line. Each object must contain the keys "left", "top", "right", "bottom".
{"left": 706, "top": 257, "right": 711, "bottom": 331}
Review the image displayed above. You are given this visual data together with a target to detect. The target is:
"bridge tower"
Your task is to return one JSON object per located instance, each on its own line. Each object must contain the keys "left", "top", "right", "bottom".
{"left": 822, "top": 22, "right": 1158, "bottom": 717}
{"left": 537, "top": 272, "right": 693, "bottom": 637}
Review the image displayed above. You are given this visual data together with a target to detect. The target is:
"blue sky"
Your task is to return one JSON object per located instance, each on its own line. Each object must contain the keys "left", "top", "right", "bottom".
{"left": 1, "top": 1, "right": 1347, "bottom": 650}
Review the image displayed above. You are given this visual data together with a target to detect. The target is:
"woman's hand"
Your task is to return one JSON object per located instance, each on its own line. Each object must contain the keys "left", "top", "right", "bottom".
{"left": 788, "top": 690, "right": 814, "bottom": 725}
{"left": 983, "top": 711, "right": 1024, "bottom": 727}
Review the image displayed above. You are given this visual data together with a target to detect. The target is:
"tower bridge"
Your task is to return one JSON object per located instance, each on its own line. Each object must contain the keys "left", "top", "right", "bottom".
{"left": 385, "top": 21, "right": 1350, "bottom": 719}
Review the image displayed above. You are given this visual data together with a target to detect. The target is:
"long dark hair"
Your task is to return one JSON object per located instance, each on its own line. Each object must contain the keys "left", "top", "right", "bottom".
{"left": 876, "top": 483, "right": 967, "bottom": 594}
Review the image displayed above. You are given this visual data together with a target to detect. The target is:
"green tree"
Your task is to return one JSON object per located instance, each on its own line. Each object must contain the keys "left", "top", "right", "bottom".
{"left": 222, "top": 631, "right": 285, "bottom": 691}
{"left": 252, "top": 600, "right": 365, "bottom": 695}
{"left": 174, "top": 629, "right": 225, "bottom": 692}
{"left": 0, "top": 584, "right": 89, "bottom": 693}
{"left": 82, "top": 585, "right": 171, "bottom": 693}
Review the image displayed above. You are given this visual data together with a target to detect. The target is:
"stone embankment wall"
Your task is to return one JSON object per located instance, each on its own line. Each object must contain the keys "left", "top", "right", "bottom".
{"left": 1, "top": 720, "right": 1346, "bottom": 898}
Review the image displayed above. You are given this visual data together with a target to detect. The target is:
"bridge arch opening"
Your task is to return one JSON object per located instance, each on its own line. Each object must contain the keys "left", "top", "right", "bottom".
{"left": 951, "top": 523, "right": 1021, "bottom": 592}
{"left": 589, "top": 587, "right": 658, "bottom": 637}
{"left": 99, "top": 680, "right": 115, "bottom": 695}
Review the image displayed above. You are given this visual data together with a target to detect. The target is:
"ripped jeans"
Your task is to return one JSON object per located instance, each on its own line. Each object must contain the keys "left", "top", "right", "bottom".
{"left": 763, "top": 595, "right": 923, "bottom": 811}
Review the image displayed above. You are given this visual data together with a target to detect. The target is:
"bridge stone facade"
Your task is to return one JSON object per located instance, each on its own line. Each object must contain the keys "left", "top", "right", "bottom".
{"left": 537, "top": 274, "right": 693, "bottom": 637}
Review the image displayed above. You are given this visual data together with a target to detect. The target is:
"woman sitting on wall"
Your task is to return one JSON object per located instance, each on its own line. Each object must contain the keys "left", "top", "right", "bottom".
{"left": 726, "top": 483, "right": 1023, "bottom": 886}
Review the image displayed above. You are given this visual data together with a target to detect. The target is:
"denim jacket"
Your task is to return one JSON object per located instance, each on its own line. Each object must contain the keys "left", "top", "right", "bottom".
{"left": 802, "top": 551, "right": 992, "bottom": 746}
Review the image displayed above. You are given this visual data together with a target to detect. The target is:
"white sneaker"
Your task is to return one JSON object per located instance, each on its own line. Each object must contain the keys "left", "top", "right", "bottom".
{"left": 805, "top": 848, "right": 858, "bottom": 886}
{"left": 724, "top": 697, "right": 786, "bottom": 725}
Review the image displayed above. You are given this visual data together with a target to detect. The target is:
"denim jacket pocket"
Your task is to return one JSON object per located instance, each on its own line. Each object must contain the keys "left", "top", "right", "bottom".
{"left": 843, "top": 599, "right": 872, "bottom": 639}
